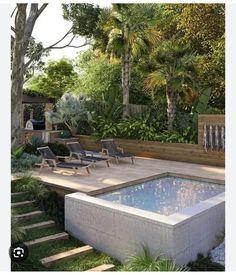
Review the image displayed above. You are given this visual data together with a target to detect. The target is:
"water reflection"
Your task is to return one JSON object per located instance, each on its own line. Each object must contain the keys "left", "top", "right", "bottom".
{"left": 97, "top": 177, "right": 224, "bottom": 216}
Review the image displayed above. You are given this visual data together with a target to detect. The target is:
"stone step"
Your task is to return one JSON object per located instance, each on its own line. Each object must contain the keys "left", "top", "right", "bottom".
{"left": 24, "top": 232, "right": 69, "bottom": 247}
{"left": 21, "top": 220, "right": 55, "bottom": 231}
{"left": 86, "top": 264, "right": 115, "bottom": 272}
{"left": 15, "top": 210, "right": 44, "bottom": 220}
{"left": 11, "top": 200, "right": 35, "bottom": 208}
{"left": 40, "top": 245, "right": 94, "bottom": 267}
{"left": 11, "top": 191, "right": 28, "bottom": 197}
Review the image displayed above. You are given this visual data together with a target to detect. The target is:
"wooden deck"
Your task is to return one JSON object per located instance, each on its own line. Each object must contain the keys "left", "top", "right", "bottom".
{"left": 31, "top": 157, "right": 225, "bottom": 195}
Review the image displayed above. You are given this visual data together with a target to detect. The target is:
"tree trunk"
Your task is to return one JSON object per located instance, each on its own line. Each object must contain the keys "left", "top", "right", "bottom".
{"left": 166, "top": 88, "right": 177, "bottom": 131}
{"left": 11, "top": 4, "right": 27, "bottom": 149}
{"left": 11, "top": 4, "right": 47, "bottom": 149}
{"left": 121, "top": 44, "right": 131, "bottom": 117}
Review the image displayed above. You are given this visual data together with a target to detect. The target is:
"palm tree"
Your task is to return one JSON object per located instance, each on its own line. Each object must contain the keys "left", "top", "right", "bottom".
{"left": 106, "top": 4, "right": 161, "bottom": 117}
{"left": 145, "top": 40, "right": 198, "bottom": 130}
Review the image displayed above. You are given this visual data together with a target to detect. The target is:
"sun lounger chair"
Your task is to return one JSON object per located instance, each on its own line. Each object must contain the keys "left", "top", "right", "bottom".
{"left": 66, "top": 142, "right": 110, "bottom": 168}
{"left": 37, "top": 146, "right": 91, "bottom": 175}
{"left": 101, "top": 139, "right": 134, "bottom": 164}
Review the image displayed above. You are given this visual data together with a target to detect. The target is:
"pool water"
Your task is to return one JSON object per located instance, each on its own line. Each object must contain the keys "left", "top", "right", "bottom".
{"left": 96, "top": 176, "right": 225, "bottom": 216}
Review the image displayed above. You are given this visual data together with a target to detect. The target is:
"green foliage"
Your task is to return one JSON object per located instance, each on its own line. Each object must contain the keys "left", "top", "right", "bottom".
{"left": 37, "top": 191, "right": 65, "bottom": 225}
{"left": 12, "top": 146, "right": 25, "bottom": 159}
{"left": 187, "top": 253, "right": 224, "bottom": 271}
{"left": 62, "top": 4, "right": 101, "bottom": 37}
{"left": 26, "top": 59, "right": 78, "bottom": 98}
{"left": 189, "top": 87, "right": 212, "bottom": 141}
{"left": 13, "top": 174, "right": 65, "bottom": 225}
{"left": 91, "top": 117, "right": 119, "bottom": 140}
{"left": 122, "top": 246, "right": 188, "bottom": 271}
{"left": 11, "top": 210, "right": 26, "bottom": 244}
{"left": 75, "top": 49, "right": 122, "bottom": 101}
{"left": 31, "top": 136, "right": 45, "bottom": 147}
{"left": 47, "top": 142, "right": 70, "bottom": 156}
{"left": 117, "top": 118, "right": 157, "bottom": 141}
{"left": 91, "top": 116, "right": 190, "bottom": 143}
{"left": 46, "top": 93, "right": 88, "bottom": 135}
{"left": 59, "top": 130, "right": 72, "bottom": 139}
{"left": 11, "top": 153, "right": 42, "bottom": 173}
{"left": 24, "top": 37, "right": 50, "bottom": 81}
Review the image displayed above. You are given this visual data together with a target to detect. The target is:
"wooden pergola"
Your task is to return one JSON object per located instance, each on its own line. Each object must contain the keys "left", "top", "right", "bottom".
{"left": 21, "top": 95, "right": 56, "bottom": 130}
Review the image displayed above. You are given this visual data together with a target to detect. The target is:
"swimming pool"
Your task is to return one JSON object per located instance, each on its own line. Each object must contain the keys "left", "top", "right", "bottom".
{"left": 96, "top": 176, "right": 224, "bottom": 216}
{"left": 65, "top": 173, "right": 225, "bottom": 265}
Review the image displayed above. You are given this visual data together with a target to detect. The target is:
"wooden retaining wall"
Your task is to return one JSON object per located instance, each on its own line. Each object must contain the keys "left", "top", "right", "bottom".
{"left": 75, "top": 114, "right": 225, "bottom": 167}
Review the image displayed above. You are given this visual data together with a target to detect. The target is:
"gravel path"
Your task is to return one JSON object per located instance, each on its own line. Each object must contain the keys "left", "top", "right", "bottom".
{"left": 210, "top": 240, "right": 225, "bottom": 266}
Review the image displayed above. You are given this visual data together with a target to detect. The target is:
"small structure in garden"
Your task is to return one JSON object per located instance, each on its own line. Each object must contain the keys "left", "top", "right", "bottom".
{"left": 20, "top": 94, "right": 61, "bottom": 143}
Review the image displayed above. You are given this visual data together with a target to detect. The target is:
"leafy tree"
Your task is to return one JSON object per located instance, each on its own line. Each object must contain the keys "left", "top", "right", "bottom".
{"left": 62, "top": 3, "right": 101, "bottom": 37}
{"left": 25, "top": 59, "right": 78, "bottom": 98}
{"left": 176, "top": 4, "right": 225, "bottom": 109}
{"left": 144, "top": 40, "right": 198, "bottom": 130}
{"left": 105, "top": 4, "right": 161, "bottom": 117}
{"left": 75, "top": 49, "right": 122, "bottom": 100}
{"left": 11, "top": 3, "right": 93, "bottom": 148}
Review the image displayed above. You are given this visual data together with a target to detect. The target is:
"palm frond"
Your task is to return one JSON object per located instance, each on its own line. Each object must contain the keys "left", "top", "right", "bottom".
{"left": 144, "top": 70, "right": 166, "bottom": 91}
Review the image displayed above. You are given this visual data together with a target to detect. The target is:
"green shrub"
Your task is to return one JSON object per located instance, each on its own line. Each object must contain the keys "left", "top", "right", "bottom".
{"left": 91, "top": 116, "right": 119, "bottom": 139}
{"left": 121, "top": 246, "right": 188, "bottom": 271}
{"left": 13, "top": 174, "right": 65, "bottom": 225}
{"left": 154, "top": 130, "right": 190, "bottom": 143}
{"left": 23, "top": 143, "right": 40, "bottom": 156}
{"left": 11, "top": 210, "right": 26, "bottom": 244}
{"left": 117, "top": 118, "right": 157, "bottom": 141}
{"left": 187, "top": 253, "right": 225, "bottom": 271}
{"left": 36, "top": 191, "right": 65, "bottom": 225}
{"left": 59, "top": 130, "right": 72, "bottom": 139}
{"left": 31, "top": 136, "right": 45, "bottom": 147}
{"left": 11, "top": 153, "right": 42, "bottom": 173}
{"left": 47, "top": 142, "right": 70, "bottom": 156}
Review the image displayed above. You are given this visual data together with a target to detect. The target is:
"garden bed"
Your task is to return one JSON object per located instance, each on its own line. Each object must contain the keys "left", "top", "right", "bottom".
{"left": 76, "top": 135, "right": 225, "bottom": 167}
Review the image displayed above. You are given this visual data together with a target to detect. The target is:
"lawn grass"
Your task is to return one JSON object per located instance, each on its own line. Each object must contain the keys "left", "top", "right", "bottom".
{"left": 12, "top": 203, "right": 38, "bottom": 214}
{"left": 18, "top": 213, "right": 51, "bottom": 226}
{"left": 11, "top": 193, "right": 30, "bottom": 203}
{"left": 23, "top": 226, "right": 64, "bottom": 241}
{"left": 11, "top": 182, "right": 122, "bottom": 272}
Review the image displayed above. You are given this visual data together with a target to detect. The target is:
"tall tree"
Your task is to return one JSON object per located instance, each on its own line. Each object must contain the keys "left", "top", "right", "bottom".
{"left": 11, "top": 4, "right": 47, "bottom": 149}
{"left": 11, "top": 4, "right": 95, "bottom": 148}
{"left": 144, "top": 40, "right": 198, "bottom": 130}
{"left": 105, "top": 4, "right": 160, "bottom": 117}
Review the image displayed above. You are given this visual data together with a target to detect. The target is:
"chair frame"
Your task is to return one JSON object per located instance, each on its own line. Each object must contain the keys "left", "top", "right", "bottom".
{"left": 37, "top": 146, "right": 90, "bottom": 175}
{"left": 67, "top": 142, "right": 110, "bottom": 168}
{"left": 101, "top": 139, "right": 134, "bottom": 164}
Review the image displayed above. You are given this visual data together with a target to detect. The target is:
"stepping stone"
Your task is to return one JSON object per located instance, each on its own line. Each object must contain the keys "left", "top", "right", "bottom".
{"left": 40, "top": 245, "right": 93, "bottom": 267}
{"left": 15, "top": 210, "right": 44, "bottom": 220}
{"left": 24, "top": 232, "right": 69, "bottom": 247}
{"left": 21, "top": 220, "right": 55, "bottom": 231}
{"left": 11, "top": 191, "right": 28, "bottom": 197}
{"left": 86, "top": 264, "right": 115, "bottom": 272}
{"left": 11, "top": 200, "right": 35, "bottom": 208}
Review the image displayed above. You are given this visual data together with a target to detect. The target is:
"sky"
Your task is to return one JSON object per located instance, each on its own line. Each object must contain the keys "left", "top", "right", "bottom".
{"left": 31, "top": 3, "right": 109, "bottom": 63}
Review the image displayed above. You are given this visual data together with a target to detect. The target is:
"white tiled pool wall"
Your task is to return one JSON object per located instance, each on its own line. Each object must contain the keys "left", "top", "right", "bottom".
{"left": 65, "top": 192, "right": 225, "bottom": 265}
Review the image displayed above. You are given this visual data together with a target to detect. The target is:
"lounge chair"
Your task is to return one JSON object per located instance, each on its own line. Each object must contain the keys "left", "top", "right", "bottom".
{"left": 37, "top": 146, "right": 91, "bottom": 175}
{"left": 66, "top": 142, "right": 110, "bottom": 168}
{"left": 101, "top": 139, "right": 134, "bottom": 164}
